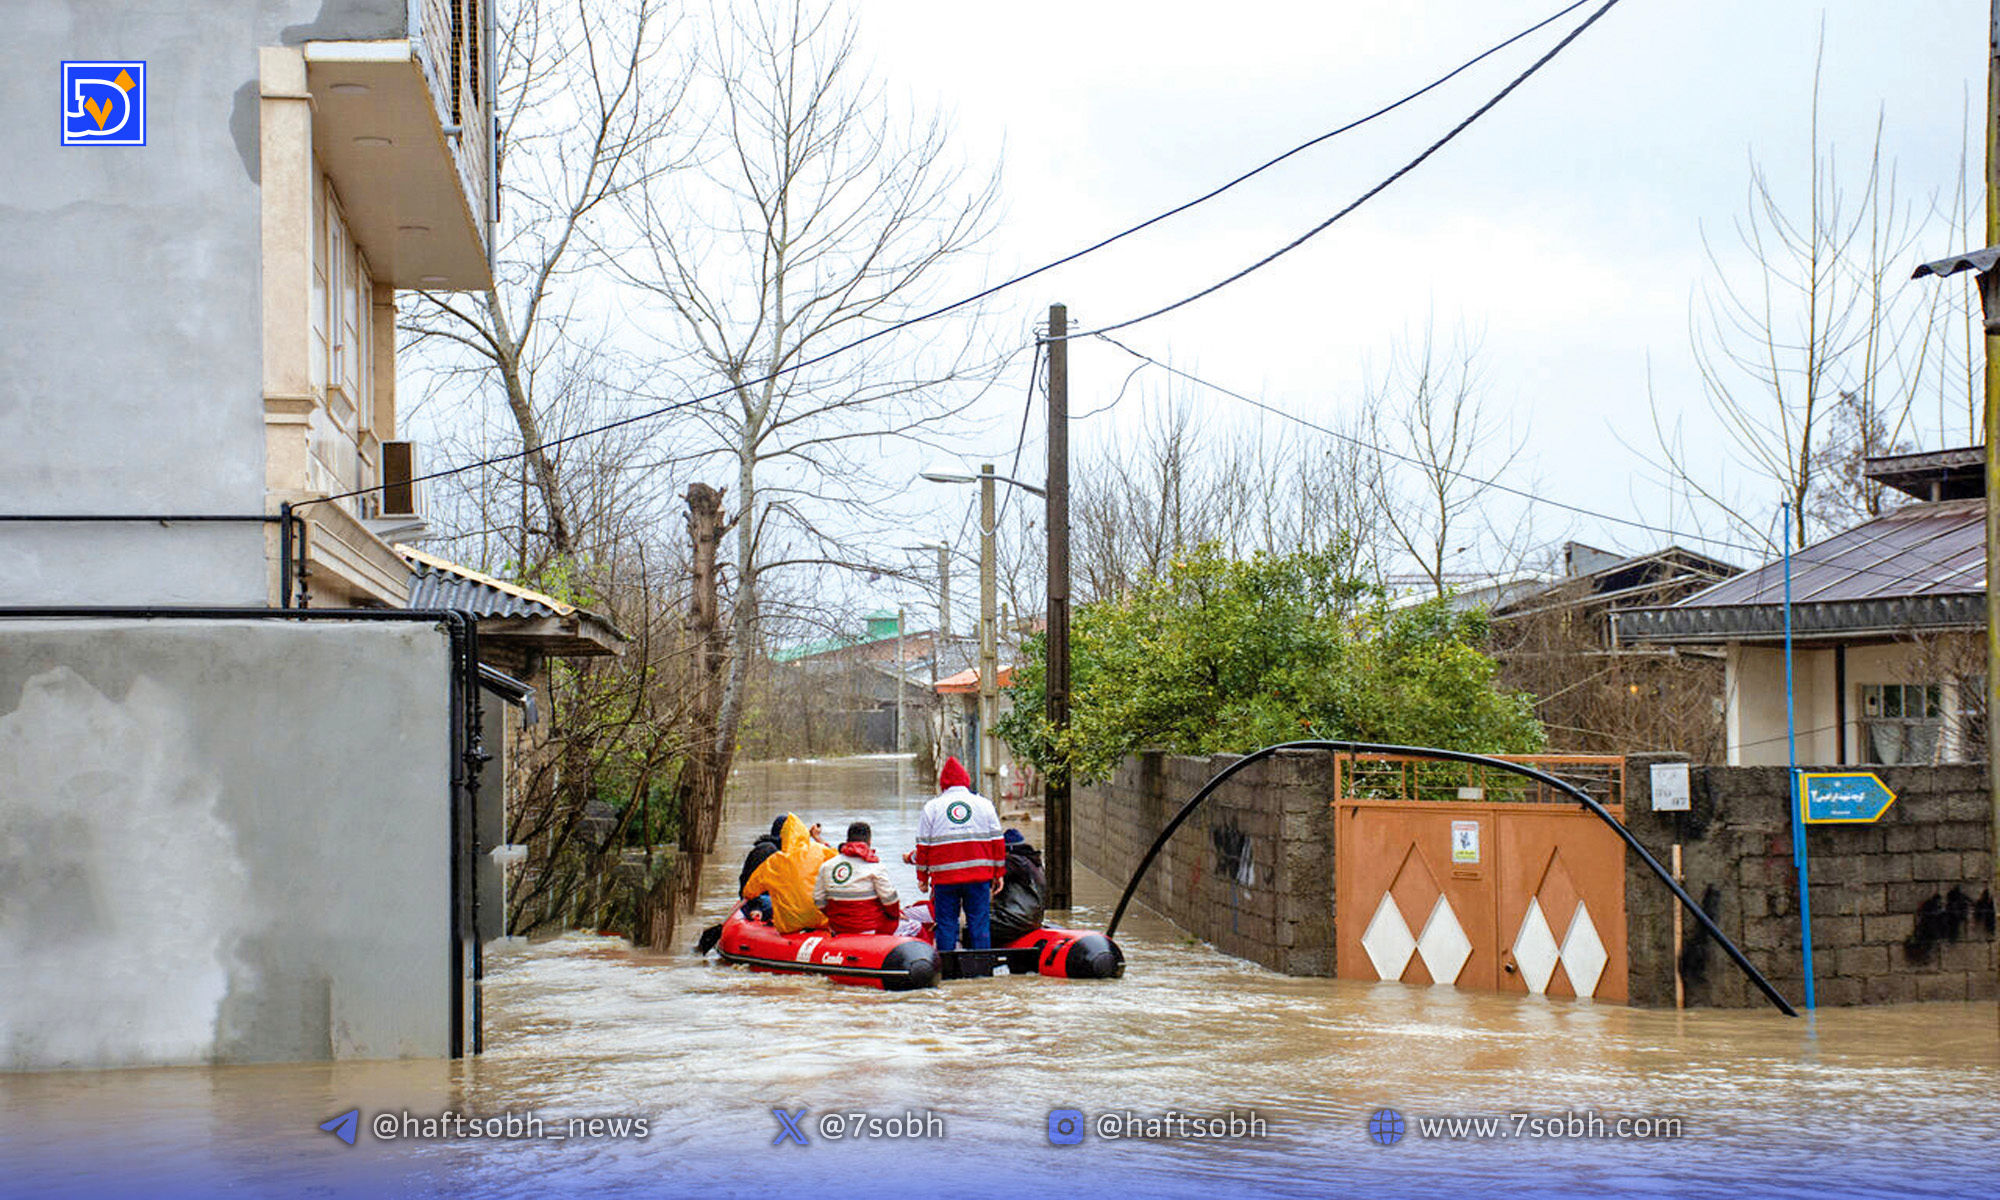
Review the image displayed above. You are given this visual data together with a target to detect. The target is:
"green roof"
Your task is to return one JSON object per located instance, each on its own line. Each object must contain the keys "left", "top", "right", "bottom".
{"left": 772, "top": 612, "right": 907, "bottom": 663}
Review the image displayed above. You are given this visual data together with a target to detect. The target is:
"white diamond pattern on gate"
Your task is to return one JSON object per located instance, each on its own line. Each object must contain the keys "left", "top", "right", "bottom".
{"left": 1359, "top": 892, "right": 1417, "bottom": 982}
{"left": 1415, "top": 895, "right": 1473, "bottom": 986}
{"left": 1511, "top": 897, "right": 1561, "bottom": 995}
{"left": 1560, "top": 903, "right": 1609, "bottom": 999}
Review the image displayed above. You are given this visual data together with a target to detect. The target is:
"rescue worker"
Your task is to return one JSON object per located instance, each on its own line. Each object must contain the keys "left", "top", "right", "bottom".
{"left": 913, "top": 756, "right": 1006, "bottom": 969}
{"left": 740, "top": 813, "right": 837, "bottom": 933}
{"left": 989, "top": 828, "right": 1049, "bottom": 945}
{"left": 812, "top": 821, "right": 902, "bottom": 936}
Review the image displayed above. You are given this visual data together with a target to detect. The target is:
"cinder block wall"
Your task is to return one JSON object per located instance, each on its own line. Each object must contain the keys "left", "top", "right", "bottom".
{"left": 1073, "top": 749, "right": 1334, "bottom": 975}
{"left": 1625, "top": 754, "right": 1997, "bottom": 1008}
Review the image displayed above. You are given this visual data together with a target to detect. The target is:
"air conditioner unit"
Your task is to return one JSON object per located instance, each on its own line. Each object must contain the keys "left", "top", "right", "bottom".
{"left": 380, "top": 440, "right": 422, "bottom": 518}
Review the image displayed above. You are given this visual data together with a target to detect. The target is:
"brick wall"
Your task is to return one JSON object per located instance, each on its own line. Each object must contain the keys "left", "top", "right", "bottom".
{"left": 1073, "top": 749, "right": 1334, "bottom": 975}
{"left": 1624, "top": 755, "right": 1997, "bottom": 1008}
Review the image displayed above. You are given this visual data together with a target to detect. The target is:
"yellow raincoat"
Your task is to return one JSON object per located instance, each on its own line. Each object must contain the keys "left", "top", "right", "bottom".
{"left": 741, "top": 814, "right": 838, "bottom": 933}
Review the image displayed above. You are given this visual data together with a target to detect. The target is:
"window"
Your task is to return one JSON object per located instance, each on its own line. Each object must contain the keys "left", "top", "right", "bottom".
{"left": 1860, "top": 683, "right": 1942, "bottom": 765}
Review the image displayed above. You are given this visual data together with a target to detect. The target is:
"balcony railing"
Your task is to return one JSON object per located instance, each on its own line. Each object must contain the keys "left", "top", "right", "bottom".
{"left": 417, "top": 0, "right": 495, "bottom": 231}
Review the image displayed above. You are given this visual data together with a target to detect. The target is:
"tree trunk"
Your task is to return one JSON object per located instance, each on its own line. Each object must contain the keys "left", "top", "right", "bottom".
{"left": 673, "top": 482, "right": 731, "bottom": 911}
{"left": 487, "top": 290, "right": 574, "bottom": 557}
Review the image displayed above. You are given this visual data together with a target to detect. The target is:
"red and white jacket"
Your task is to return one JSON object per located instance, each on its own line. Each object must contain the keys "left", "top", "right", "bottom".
{"left": 812, "top": 843, "right": 902, "bottom": 935}
{"left": 913, "top": 786, "right": 1005, "bottom": 888}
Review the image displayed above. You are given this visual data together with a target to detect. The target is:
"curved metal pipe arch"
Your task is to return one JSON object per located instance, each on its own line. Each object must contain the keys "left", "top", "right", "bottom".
{"left": 1102, "top": 740, "right": 1797, "bottom": 1017}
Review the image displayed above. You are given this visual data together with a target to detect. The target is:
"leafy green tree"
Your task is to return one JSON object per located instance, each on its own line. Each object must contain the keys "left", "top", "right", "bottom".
{"left": 997, "top": 544, "right": 1543, "bottom": 781}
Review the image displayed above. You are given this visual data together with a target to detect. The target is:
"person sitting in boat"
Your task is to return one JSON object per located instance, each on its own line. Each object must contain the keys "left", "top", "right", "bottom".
{"left": 913, "top": 756, "right": 1006, "bottom": 964}
{"left": 738, "top": 815, "right": 788, "bottom": 922}
{"left": 812, "top": 821, "right": 903, "bottom": 936}
{"left": 989, "top": 828, "right": 1049, "bottom": 945}
{"left": 741, "top": 813, "right": 837, "bottom": 934}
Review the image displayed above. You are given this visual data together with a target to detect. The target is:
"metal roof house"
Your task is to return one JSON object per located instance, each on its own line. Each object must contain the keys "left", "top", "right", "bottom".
{"left": 1614, "top": 448, "right": 1986, "bottom": 767}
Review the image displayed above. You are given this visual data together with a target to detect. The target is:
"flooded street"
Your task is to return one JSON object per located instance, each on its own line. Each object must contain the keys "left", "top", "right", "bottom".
{"left": 6, "top": 756, "right": 1999, "bottom": 1199}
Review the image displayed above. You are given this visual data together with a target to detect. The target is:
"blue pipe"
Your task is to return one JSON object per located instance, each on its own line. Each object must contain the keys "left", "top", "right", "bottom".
{"left": 1783, "top": 502, "right": 1816, "bottom": 1009}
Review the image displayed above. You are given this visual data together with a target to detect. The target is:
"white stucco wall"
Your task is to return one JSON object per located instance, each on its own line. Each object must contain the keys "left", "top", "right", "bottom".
{"left": 0, "top": 618, "right": 455, "bottom": 1069}
{"left": 1726, "top": 639, "right": 1978, "bottom": 767}
{"left": 0, "top": 2, "right": 408, "bottom": 605}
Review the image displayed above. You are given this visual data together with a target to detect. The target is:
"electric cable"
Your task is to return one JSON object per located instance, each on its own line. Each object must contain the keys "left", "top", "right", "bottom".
{"left": 306, "top": 0, "right": 1611, "bottom": 510}
{"left": 1073, "top": 0, "right": 1627, "bottom": 339}
{"left": 1093, "top": 331, "right": 1985, "bottom": 597}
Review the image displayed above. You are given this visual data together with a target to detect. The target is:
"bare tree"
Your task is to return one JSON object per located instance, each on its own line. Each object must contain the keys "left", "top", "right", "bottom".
{"left": 403, "top": 0, "right": 684, "bottom": 568}
{"left": 1645, "top": 36, "right": 1973, "bottom": 550}
{"left": 614, "top": 0, "right": 1001, "bottom": 863}
{"left": 1367, "top": 321, "right": 1528, "bottom": 595}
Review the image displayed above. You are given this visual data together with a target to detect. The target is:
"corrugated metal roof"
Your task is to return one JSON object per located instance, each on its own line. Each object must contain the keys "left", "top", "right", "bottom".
{"left": 1676, "top": 499, "right": 1983, "bottom": 608}
{"left": 1614, "top": 500, "right": 1985, "bottom": 644}
{"left": 406, "top": 568, "right": 568, "bottom": 618}
{"left": 398, "top": 544, "right": 577, "bottom": 617}
{"left": 393, "top": 545, "right": 626, "bottom": 654}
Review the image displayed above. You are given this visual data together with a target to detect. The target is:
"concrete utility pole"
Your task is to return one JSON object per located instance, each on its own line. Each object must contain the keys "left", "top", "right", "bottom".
{"left": 896, "top": 606, "right": 906, "bottom": 755}
{"left": 936, "top": 543, "right": 951, "bottom": 645}
{"left": 1045, "top": 304, "right": 1074, "bottom": 909}
{"left": 979, "top": 464, "right": 1000, "bottom": 798}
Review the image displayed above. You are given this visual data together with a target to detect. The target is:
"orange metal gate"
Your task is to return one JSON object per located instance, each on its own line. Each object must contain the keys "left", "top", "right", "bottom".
{"left": 1333, "top": 756, "right": 1628, "bottom": 1002}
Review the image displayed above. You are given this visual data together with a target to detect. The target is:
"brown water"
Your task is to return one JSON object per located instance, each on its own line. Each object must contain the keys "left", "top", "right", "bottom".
{"left": 5, "top": 756, "right": 1997, "bottom": 1199}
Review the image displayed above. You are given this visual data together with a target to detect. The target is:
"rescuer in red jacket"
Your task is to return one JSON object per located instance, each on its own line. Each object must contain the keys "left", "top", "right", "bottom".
{"left": 812, "top": 821, "right": 903, "bottom": 936}
{"left": 913, "top": 756, "right": 1006, "bottom": 961}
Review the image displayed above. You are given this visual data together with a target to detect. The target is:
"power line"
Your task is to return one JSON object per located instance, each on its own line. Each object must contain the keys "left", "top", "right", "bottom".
{"left": 1092, "top": 332, "right": 1984, "bottom": 599}
{"left": 1093, "top": 331, "right": 1741, "bottom": 552}
{"left": 996, "top": 340, "right": 1045, "bottom": 528}
{"left": 1074, "top": 0, "right": 1628, "bottom": 340}
{"left": 310, "top": 0, "right": 1609, "bottom": 510}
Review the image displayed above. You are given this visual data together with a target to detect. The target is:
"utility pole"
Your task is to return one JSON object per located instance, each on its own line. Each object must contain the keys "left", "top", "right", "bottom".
{"left": 1045, "top": 304, "right": 1073, "bottom": 909}
{"left": 896, "top": 606, "right": 906, "bottom": 756}
{"left": 936, "top": 543, "right": 951, "bottom": 645}
{"left": 1986, "top": 0, "right": 1999, "bottom": 948}
{"left": 979, "top": 464, "right": 1000, "bottom": 799}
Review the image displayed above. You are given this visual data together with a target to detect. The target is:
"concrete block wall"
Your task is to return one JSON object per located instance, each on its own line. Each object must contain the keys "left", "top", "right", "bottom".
{"left": 1624, "top": 754, "right": 1996, "bottom": 1008}
{"left": 1073, "top": 749, "right": 1334, "bottom": 975}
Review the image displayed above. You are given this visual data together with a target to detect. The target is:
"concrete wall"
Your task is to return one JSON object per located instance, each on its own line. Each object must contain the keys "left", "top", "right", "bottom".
{"left": 1624, "top": 754, "right": 1996, "bottom": 1008}
{"left": 0, "top": 1, "right": 366, "bottom": 605}
{"left": 1073, "top": 750, "right": 1334, "bottom": 975}
{"left": 0, "top": 618, "right": 455, "bottom": 1069}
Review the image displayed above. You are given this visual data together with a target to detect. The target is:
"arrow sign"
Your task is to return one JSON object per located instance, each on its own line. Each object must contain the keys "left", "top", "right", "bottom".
{"left": 318, "top": 1109, "right": 360, "bottom": 1146}
{"left": 1799, "top": 772, "right": 1897, "bottom": 824}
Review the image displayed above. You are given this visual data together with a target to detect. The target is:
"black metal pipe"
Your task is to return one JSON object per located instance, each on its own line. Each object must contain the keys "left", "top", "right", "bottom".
{"left": 0, "top": 513, "right": 299, "bottom": 610}
{"left": 278, "top": 503, "right": 294, "bottom": 609}
{"left": 1103, "top": 740, "right": 1799, "bottom": 1018}
{"left": 0, "top": 514, "right": 282, "bottom": 522}
{"left": 462, "top": 617, "right": 487, "bottom": 1056}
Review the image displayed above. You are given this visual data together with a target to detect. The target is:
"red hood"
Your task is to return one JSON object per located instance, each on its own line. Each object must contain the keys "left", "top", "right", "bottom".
{"left": 938, "top": 755, "right": 971, "bottom": 791}
{"left": 838, "top": 841, "right": 879, "bottom": 862}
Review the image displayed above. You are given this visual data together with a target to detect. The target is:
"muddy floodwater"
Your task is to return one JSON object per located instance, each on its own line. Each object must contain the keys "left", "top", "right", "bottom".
{"left": 5, "top": 756, "right": 1998, "bottom": 1198}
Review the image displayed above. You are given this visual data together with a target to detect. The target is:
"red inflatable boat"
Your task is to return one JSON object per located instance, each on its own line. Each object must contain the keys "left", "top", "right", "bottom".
{"left": 714, "top": 908, "right": 1124, "bottom": 990}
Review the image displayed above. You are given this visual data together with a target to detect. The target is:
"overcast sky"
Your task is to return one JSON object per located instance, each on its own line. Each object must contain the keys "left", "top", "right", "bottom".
{"left": 846, "top": 0, "right": 1990, "bottom": 585}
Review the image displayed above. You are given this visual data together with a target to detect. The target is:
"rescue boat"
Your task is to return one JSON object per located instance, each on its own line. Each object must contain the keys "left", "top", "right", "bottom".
{"left": 713, "top": 908, "right": 1123, "bottom": 990}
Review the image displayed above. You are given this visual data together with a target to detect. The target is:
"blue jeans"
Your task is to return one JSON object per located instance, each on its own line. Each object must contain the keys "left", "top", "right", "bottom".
{"left": 932, "top": 881, "right": 991, "bottom": 953}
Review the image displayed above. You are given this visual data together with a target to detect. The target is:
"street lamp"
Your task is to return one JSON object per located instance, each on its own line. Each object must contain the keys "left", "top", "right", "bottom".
{"left": 920, "top": 469, "right": 1046, "bottom": 497}
{"left": 1914, "top": 246, "right": 2000, "bottom": 926}
{"left": 920, "top": 463, "right": 1045, "bottom": 801}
